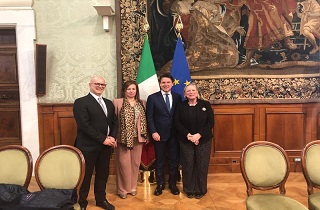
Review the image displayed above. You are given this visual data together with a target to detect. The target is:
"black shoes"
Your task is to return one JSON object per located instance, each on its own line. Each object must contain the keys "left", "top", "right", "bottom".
{"left": 186, "top": 193, "right": 194, "bottom": 198}
{"left": 154, "top": 184, "right": 180, "bottom": 196}
{"left": 154, "top": 184, "right": 165, "bottom": 196}
{"left": 195, "top": 193, "right": 204, "bottom": 199}
{"left": 96, "top": 200, "right": 115, "bottom": 210}
{"left": 169, "top": 185, "right": 180, "bottom": 195}
{"left": 186, "top": 192, "right": 204, "bottom": 199}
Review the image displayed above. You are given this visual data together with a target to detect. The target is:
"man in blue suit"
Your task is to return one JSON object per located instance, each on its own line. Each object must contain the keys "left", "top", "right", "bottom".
{"left": 146, "top": 73, "right": 182, "bottom": 196}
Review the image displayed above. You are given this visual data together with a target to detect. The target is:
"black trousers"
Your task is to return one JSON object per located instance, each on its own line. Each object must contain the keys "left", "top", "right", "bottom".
{"left": 78, "top": 147, "right": 112, "bottom": 206}
{"left": 179, "top": 139, "right": 212, "bottom": 195}
{"left": 153, "top": 137, "right": 179, "bottom": 186}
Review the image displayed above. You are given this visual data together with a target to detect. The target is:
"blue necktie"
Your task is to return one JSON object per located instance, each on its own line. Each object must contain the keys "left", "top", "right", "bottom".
{"left": 165, "top": 94, "right": 170, "bottom": 111}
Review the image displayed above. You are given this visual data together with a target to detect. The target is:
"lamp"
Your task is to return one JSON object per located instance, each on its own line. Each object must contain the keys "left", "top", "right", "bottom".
{"left": 93, "top": 5, "right": 115, "bottom": 32}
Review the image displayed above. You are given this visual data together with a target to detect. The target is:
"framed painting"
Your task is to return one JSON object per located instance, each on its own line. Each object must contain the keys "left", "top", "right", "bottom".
{"left": 116, "top": 0, "right": 320, "bottom": 102}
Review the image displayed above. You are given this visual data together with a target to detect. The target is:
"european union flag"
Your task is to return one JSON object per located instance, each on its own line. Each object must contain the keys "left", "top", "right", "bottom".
{"left": 171, "top": 37, "right": 192, "bottom": 99}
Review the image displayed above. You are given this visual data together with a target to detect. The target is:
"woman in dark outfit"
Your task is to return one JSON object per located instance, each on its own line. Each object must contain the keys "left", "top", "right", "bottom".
{"left": 174, "top": 83, "right": 214, "bottom": 199}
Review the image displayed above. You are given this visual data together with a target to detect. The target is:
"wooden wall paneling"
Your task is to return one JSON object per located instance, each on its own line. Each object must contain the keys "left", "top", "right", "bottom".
{"left": 265, "top": 106, "right": 307, "bottom": 172}
{"left": 265, "top": 107, "right": 306, "bottom": 150}
{"left": 0, "top": 85, "right": 20, "bottom": 147}
{"left": 305, "top": 106, "right": 312, "bottom": 142}
{"left": 56, "top": 111, "right": 77, "bottom": 146}
{"left": 305, "top": 104, "right": 319, "bottom": 142}
{"left": 39, "top": 104, "right": 77, "bottom": 153}
{"left": 0, "top": 89, "right": 20, "bottom": 102}
{"left": 37, "top": 104, "right": 117, "bottom": 174}
{"left": 0, "top": 52, "right": 17, "bottom": 84}
{"left": 214, "top": 107, "right": 255, "bottom": 152}
{"left": 209, "top": 157, "right": 232, "bottom": 173}
{"left": 51, "top": 105, "right": 74, "bottom": 147}
{"left": 0, "top": 44, "right": 21, "bottom": 147}
{"left": 37, "top": 103, "right": 320, "bottom": 173}
{"left": 212, "top": 107, "right": 255, "bottom": 172}
{"left": 0, "top": 107, "right": 21, "bottom": 146}
{"left": 38, "top": 105, "right": 55, "bottom": 153}
{"left": 258, "top": 107, "right": 266, "bottom": 141}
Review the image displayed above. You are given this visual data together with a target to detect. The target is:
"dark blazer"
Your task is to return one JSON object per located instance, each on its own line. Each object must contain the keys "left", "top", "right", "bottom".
{"left": 73, "top": 93, "right": 118, "bottom": 152}
{"left": 174, "top": 99, "right": 214, "bottom": 144}
{"left": 146, "top": 91, "right": 182, "bottom": 141}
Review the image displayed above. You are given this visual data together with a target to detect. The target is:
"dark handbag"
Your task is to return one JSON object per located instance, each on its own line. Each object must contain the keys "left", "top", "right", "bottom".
{"left": 0, "top": 184, "right": 29, "bottom": 209}
{"left": 0, "top": 184, "right": 28, "bottom": 204}
{"left": 18, "top": 188, "right": 77, "bottom": 210}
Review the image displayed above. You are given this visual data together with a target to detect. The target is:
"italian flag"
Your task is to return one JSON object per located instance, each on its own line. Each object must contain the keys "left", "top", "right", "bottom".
{"left": 137, "top": 35, "right": 160, "bottom": 101}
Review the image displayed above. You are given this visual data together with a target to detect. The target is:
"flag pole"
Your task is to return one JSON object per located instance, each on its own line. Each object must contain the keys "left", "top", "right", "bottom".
{"left": 136, "top": 14, "right": 160, "bottom": 101}
{"left": 170, "top": 15, "right": 192, "bottom": 99}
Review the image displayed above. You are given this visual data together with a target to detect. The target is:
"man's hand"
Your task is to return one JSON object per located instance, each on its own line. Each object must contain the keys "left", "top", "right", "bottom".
{"left": 103, "top": 136, "right": 117, "bottom": 148}
{"left": 152, "top": 132, "right": 161, "bottom": 141}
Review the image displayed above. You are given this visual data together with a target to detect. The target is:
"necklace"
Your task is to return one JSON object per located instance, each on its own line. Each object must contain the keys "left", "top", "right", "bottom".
{"left": 188, "top": 102, "right": 197, "bottom": 106}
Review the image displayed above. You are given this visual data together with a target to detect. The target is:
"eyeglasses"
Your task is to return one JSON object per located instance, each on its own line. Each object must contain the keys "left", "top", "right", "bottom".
{"left": 92, "top": 83, "right": 107, "bottom": 87}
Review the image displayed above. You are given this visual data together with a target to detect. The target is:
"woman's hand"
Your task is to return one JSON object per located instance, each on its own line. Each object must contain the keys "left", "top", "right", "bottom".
{"left": 187, "top": 133, "right": 201, "bottom": 145}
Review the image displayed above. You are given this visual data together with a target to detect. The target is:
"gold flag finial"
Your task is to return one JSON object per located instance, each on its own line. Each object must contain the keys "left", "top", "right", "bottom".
{"left": 143, "top": 17, "right": 150, "bottom": 33}
{"left": 175, "top": 15, "right": 184, "bottom": 38}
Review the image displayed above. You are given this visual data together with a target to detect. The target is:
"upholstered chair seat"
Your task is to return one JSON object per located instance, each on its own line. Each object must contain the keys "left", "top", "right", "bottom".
{"left": 0, "top": 145, "right": 33, "bottom": 188}
{"left": 35, "top": 145, "right": 85, "bottom": 210}
{"left": 247, "top": 194, "right": 308, "bottom": 210}
{"left": 301, "top": 140, "right": 320, "bottom": 210}
{"left": 309, "top": 192, "right": 320, "bottom": 210}
{"left": 240, "top": 141, "right": 308, "bottom": 210}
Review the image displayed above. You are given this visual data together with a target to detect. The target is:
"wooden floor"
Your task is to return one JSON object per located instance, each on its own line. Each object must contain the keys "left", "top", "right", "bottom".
{"left": 29, "top": 172, "right": 309, "bottom": 210}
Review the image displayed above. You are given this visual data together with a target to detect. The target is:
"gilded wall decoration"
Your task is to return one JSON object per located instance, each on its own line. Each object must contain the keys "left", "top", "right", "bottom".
{"left": 117, "top": 0, "right": 320, "bottom": 102}
{"left": 119, "top": 0, "right": 147, "bottom": 82}
{"left": 195, "top": 77, "right": 320, "bottom": 100}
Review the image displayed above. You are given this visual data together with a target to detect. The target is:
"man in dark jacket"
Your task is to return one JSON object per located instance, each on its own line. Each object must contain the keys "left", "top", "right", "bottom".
{"left": 146, "top": 73, "right": 182, "bottom": 196}
{"left": 73, "top": 76, "right": 118, "bottom": 210}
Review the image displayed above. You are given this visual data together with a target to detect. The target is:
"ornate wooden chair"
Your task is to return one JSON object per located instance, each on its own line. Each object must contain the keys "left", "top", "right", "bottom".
{"left": 240, "top": 141, "right": 308, "bottom": 210}
{"left": 0, "top": 145, "right": 33, "bottom": 188}
{"left": 301, "top": 140, "right": 320, "bottom": 210}
{"left": 35, "top": 145, "right": 85, "bottom": 210}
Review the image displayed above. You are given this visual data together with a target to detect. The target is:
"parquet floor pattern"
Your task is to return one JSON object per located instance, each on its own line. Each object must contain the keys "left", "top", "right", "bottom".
{"left": 29, "top": 172, "right": 308, "bottom": 210}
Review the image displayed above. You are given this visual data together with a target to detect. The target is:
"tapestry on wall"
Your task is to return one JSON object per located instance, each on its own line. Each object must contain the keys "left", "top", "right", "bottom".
{"left": 118, "top": 0, "right": 320, "bottom": 101}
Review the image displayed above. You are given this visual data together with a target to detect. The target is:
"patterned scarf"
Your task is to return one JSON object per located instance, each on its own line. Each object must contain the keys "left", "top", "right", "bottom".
{"left": 119, "top": 98, "right": 148, "bottom": 149}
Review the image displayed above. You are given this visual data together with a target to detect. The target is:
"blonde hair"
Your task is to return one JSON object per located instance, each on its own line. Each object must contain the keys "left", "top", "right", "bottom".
{"left": 184, "top": 83, "right": 200, "bottom": 99}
